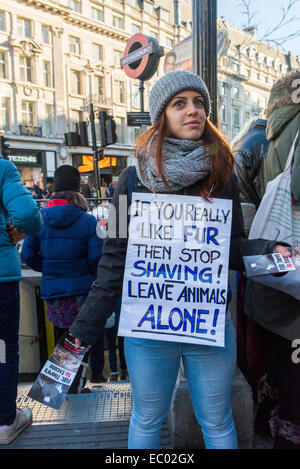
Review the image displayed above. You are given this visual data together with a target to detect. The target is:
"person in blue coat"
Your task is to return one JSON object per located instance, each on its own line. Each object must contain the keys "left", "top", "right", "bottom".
{"left": 21, "top": 165, "right": 104, "bottom": 390}
{"left": 0, "top": 154, "right": 42, "bottom": 445}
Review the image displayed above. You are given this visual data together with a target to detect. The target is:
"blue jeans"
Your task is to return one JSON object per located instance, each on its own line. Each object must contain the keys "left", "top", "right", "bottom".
{"left": 0, "top": 282, "right": 20, "bottom": 425}
{"left": 125, "top": 315, "right": 237, "bottom": 449}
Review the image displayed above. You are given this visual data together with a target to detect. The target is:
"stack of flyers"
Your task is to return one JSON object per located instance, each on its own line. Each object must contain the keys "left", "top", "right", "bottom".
{"left": 243, "top": 246, "right": 300, "bottom": 277}
{"left": 28, "top": 333, "right": 87, "bottom": 409}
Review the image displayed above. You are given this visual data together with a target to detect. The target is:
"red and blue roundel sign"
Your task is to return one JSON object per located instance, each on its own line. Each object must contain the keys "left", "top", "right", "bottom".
{"left": 121, "top": 33, "right": 164, "bottom": 81}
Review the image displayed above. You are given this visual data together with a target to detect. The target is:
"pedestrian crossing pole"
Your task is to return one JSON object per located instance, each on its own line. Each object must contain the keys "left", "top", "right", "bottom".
{"left": 192, "top": 0, "right": 218, "bottom": 126}
{"left": 89, "top": 103, "right": 102, "bottom": 200}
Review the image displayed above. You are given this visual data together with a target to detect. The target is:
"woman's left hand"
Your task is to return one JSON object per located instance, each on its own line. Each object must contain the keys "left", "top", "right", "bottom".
{"left": 273, "top": 244, "right": 291, "bottom": 258}
{"left": 7, "top": 225, "right": 26, "bottom": 244}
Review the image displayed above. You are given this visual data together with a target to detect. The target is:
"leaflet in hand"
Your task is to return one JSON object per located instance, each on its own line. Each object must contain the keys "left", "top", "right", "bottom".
{"left": 28, "top": 333, "right": 87, "bottom": 409}
{"left": 243, "top": 247, "right": 300, "bottom": 277}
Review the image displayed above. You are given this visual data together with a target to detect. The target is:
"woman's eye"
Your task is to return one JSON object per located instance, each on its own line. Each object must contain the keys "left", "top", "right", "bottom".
{"left": 195, "top": 100, "right": 204, "bottom": 108}
{"left": 173, "top": 100, "right": 184, "bottom": 107}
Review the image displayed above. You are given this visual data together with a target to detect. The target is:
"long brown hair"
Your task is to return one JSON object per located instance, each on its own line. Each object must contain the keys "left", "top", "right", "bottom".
{"left": 134, "top": 113, "right": 234, "bottom": 200}
{"left": 53, "top": 191, "right": 88, "bottom": 211}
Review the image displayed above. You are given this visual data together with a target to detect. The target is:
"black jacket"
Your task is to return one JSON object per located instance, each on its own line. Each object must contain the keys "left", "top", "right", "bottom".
{"left": 232, "top": 119, "right": 269, "bottom": 209}
{"left": 70, "top": 166, "right": 277, "bottom": 345}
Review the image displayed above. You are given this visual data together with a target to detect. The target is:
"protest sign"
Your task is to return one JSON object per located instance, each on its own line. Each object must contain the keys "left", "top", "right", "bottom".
{"left": 118, "top": 193, "right": 232, "bottom": 347}
{"left": 28, "top": 333, "right": 86, "bottom": 409}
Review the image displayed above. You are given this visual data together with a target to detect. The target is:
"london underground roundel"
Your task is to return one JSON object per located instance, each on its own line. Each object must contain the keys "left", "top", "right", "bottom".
{"left": 121, "top": 33, "right": 164, "bottom": 81}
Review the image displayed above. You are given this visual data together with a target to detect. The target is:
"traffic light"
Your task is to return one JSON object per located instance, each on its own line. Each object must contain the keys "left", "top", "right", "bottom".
{"left": 64, "top": 132, "right": 81, "bottom": 146}
{"left": 77, "top": 121, "right": 89, "bottom": 146}
{"left": 99, "top": 111, "right": 118, "bottom": 147}
{"left": 64, "top": 121, "right": 89, "bottom": 146}
{"left": 0, "top": 136, "right": 10, "bottom": 159}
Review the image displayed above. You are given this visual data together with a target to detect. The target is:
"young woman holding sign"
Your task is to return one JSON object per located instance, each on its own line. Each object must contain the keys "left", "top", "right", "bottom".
{"left": 70, "top": 70, "right": 289, "bottom": 449}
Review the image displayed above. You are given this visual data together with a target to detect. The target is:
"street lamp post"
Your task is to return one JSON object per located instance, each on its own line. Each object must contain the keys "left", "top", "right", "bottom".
{"left": 192, "top": 0, "right": 218, "bottom": 126}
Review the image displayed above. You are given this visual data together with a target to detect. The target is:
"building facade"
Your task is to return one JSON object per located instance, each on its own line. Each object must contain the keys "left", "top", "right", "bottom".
{"left": 0, "top": 0, "right": 298, "bottom": 187}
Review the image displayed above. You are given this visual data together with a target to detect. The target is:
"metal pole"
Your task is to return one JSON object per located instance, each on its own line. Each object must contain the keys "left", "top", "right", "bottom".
{"left": 192, "top": 0, "right": 218, "bottom": 126}
{"left": 89, "top": 103, "right": 101, "bottom": 200}
{"left": 139, "top": 80, "right": 144, "bottom": 112}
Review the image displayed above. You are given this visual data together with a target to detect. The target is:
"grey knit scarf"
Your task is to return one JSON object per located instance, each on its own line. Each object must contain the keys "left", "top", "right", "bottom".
{"left": 136, "top": 134, "right": 210, "bottom": 193}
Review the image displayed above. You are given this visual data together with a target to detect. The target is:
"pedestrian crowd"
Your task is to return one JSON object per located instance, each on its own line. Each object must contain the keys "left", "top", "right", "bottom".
{"left": 0, "top": 68, "right": 299, "bottom": 449}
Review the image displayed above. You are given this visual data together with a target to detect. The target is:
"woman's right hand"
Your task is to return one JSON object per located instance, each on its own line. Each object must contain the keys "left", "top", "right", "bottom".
{"left": 70, "top": 334, "right": 91, "bottom": 350}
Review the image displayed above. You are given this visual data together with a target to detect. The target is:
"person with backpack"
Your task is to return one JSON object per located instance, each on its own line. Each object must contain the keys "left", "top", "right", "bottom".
{"left": 69, "top": 70, "right": 289, "bottom": 449}
{"left": 247, "top": 70, "right": 300, "bottom": 449}
{"left": 21, "top": 165, "right": 104, "bottom": 393}
{"left": 0, "top": 154, "right": 42, "bottom": 445}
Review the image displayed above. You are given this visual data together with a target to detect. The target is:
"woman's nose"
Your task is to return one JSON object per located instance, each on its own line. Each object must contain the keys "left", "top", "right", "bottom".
{"left": 186, "top": 103, "right": 198, "bottom": 114}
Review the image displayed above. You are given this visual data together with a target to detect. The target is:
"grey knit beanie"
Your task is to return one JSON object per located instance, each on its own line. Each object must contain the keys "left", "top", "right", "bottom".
{"left": 149, "top": 70, "right": 211, "bottom": 124}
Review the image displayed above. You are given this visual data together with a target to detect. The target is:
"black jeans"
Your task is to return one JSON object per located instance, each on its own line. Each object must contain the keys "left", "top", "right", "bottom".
{"left": 0, "top": 282, "right": 20, "bottom": 425}
{"left": 258, "top": 331, "right": 300, "bottom": 446}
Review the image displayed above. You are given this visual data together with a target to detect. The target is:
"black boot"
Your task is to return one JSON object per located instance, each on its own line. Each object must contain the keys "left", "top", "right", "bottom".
{"left": 254, "top": 396, "right": 278, "bottom": 436}
{"left": 274, "top": 435, "right": 300, "bottom": 449}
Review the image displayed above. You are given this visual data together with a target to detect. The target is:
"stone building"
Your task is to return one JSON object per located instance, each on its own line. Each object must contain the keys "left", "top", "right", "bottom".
{"left": 218, "top": 21, "right": 299, "bottom": 141}
{"left": 0, "top": 0, "right": 192, "bottom": 186}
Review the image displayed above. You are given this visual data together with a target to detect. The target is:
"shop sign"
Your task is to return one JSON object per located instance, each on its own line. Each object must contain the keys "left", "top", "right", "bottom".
{"left": 121, "top": 33, "right": 164, "bottom": 81}
{"left": 127, "top": 112, "right": 151, "bottom": 127}
{"left": 9, "top": 154, "right": 39, "bottom": 166}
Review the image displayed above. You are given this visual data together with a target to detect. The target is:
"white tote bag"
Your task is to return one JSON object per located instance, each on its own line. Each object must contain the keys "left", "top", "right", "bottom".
{"left": 248, "top": 130, "right": 300, "bottom": 299}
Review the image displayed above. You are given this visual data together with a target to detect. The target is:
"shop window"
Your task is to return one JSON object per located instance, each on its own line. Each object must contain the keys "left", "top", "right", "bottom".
{"left": 19, "top": 56, "right": 33, "bottom": 83}
{"left": 17, "top": 17, "right": 31, "bottom": 38}
{"left": 0, "top": 51, "right": 7, "bottom": 79}
{"left": 69, "top": 36, "right": 81, "bottom": 55}
{"left": 0, "top": 97, "right": 10, "bottom": 130}
{"left": 43, "top": 61, "right": 51, "bottom": 87}
{"left": 22, "top": 100, "right": 35, "bottom": 126}
{"left": 70, "top": 70, "right": 82, "bottom": 95}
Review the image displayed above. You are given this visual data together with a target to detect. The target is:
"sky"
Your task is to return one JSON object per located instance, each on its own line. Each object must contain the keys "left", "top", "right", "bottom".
{"left": 217, "top": 0, "right": 300, "bottom": 56}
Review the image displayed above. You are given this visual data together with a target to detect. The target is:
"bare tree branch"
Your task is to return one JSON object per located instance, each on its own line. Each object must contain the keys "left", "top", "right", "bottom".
{"left": 261, "top": 0, "right": 300, "bottom": 39}
{"left": 238, "top": 0, "right": 259, "bottom": 28}
{"left": 236, "top": 0, "right": 300, "bottom": 51}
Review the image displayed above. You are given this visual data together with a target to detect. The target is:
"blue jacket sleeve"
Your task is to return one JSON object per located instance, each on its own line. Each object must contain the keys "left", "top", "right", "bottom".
{"left": 87, "top": 215, "right": 104, "bottom": 274}
{"left": 2, "top": 160, "right": 42, "bottom": 235}
{"left": 21, "top": 235, "right": 42, "bottom": 272}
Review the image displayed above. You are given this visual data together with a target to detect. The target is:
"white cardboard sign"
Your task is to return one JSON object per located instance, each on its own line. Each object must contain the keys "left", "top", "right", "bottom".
{"left": 118, "top": 192, "right": 232, "bottom": 347}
